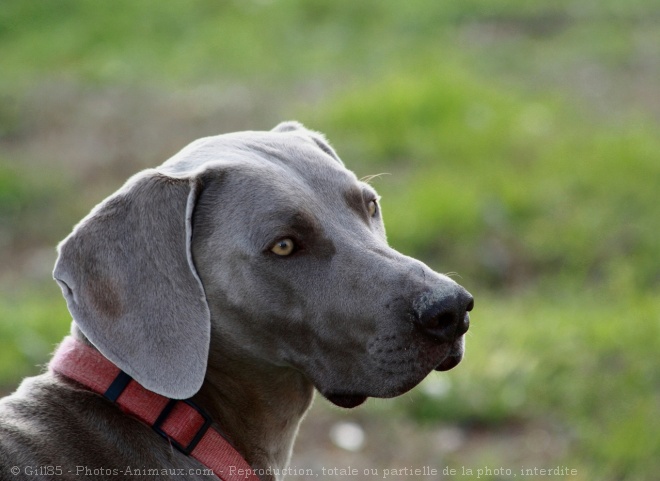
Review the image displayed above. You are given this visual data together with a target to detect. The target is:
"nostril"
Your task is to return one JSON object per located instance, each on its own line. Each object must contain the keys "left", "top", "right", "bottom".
{"left": 434, "top": 309, "right": 459, "bottom": 330}
{"left": 414, "top": 291, "right": 473, "bottom": 341}
{"left": 415, "top": 305, "right": 461, "bottom": 342}
{"left": 465, "top": 296, "right": 474, "bottom": 312}
{"left": 416, "top": 302, "right": 458, "bottom": 329}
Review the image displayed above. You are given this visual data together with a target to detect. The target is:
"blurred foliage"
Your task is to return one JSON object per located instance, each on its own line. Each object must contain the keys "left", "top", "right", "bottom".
{"left": 0, "top": 288, "right": 70, "bottom": 386}
{"left": 0, "top": 163, "right": 75, "bottom": 255}
{"left": 1, "top": 0, "right": 659, "bottom": 480}
{"left": 404, "top": 292, "right": 660, "bottom": 478}
{"left": 311, "top": 67, "right": 660, "bottom": 292}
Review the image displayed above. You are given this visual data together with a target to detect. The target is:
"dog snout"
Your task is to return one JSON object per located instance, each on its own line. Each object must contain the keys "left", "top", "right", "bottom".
{"left": 414, "top": 289, "right": 474, "bottom": 342}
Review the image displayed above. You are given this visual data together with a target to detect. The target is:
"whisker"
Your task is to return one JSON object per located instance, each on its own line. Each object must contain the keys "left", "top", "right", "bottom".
{"left": 360, "top": 173, "right": 391, "bottom": 184}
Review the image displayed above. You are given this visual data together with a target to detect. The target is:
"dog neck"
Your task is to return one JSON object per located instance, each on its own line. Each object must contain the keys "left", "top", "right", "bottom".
{"left": 193, "top": 341, "right": 315, "bottom": 480}
{"left": 71, "top": 325, "right": 314, "bottom": 481}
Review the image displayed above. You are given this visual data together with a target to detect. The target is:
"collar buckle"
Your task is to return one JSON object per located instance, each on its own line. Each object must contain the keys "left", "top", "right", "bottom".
{"left": 153, "top": 399, "right": 213, "bottom": 456}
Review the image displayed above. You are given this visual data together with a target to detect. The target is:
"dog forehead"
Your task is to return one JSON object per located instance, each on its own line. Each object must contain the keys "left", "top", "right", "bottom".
{"left": 217, "top": 158, "right": 358, "bottom": 220}
{"left": 159, "top": 129, "right": 345, "bottom": 181}
{"left": 159, "top": 128, "right": 365, "bottom": 225}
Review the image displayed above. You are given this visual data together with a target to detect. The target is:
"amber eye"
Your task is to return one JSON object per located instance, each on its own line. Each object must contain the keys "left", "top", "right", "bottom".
{"left": 367, "top": 200, "right": 378, "bottom": 217}
{"left": 271, "top": 238, "right": 296, "bottom": 256}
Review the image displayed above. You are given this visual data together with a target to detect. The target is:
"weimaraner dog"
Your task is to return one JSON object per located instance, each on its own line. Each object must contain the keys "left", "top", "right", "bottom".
{"left": 0, "top": 122, "right": 473, "bottom": 480}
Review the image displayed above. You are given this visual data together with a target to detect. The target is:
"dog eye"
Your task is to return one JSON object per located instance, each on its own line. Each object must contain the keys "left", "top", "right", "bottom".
{"left": 271, "top": 238, "right": 296, "bottom": 256}
{"left": 367, "top": 200, "right": 378, "bottom": 217}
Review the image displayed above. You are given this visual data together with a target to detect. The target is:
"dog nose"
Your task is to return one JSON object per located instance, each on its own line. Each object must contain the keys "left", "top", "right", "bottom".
{"left": 414, "top": 290, "right": 474, "bottom": 342}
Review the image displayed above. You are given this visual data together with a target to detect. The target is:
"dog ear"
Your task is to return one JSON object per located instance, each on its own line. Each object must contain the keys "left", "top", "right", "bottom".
{"left": 271, "top": 120, "right": 306, "bottom": 133}
{"left": 272, "top": 121, "right": 342, "bottom": 164}
{"left": 53, "top": 169, "right": 210, "bottom": 399}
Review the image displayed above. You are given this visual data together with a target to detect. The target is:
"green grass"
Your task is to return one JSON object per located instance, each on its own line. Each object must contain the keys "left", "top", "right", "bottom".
{"left": 304, "top": 65, "right": 659, "bottom": 479}
{"left": 0, "top": 161, "right": 79, "bottom": 262}
{"left": 308, "top": 67, "right": 660, "bottom": 293}
{"left": 0, "top": 287, "right": 71, "bottom": 391}
{"left": 1, "top": 0, "right": 658, "bottom": 91}
{"left": 402, "top": 292, "right": 660, "bottom": 479}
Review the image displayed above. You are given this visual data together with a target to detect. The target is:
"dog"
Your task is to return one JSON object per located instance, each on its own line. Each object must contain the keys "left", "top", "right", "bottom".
{"left": 0, "top": 122, "right": 473, "bottom": 480}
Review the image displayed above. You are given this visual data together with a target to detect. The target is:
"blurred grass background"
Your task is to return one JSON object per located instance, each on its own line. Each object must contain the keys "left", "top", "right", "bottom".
{"left": 1, "top": 1, "right": 658, "bottom": 480}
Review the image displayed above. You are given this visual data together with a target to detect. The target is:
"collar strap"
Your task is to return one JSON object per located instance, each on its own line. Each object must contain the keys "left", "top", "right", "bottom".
{"left": 49, "top": 336, "right": 259, "bottom": 481}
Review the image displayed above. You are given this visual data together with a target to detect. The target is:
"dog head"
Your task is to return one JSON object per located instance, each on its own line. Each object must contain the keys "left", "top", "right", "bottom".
{"left": 54, "top": 122, "right": 473, "bottom": 407}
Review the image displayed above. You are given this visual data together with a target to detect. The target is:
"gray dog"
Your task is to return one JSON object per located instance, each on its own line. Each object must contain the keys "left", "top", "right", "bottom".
{"left": 0, "top": 122, "right": 473, "bottom": 481}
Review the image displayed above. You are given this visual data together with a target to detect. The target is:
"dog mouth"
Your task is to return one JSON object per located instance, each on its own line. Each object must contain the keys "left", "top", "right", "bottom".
{"left": 322, "top": 345, "right": 462, "bottom": 408}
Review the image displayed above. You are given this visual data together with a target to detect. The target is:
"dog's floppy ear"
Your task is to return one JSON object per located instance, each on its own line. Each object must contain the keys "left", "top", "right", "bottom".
{"left": 53, "top": 169, "right": 210, "bottom": 399}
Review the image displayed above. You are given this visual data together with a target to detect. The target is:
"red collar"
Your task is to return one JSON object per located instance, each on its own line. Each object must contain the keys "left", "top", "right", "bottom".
{"left": 49, "top": 336, "right": 259, "bottom": 481}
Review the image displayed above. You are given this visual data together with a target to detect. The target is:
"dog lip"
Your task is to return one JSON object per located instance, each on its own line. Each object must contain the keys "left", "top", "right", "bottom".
{"left": 323, "top": 392, "right": 369, "bottom": 409}
{"left": 434, "top": 352, "right": 463, "bottom": 371}
{"left": 435, "top": 337, "right": 463, "bottom": 371}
